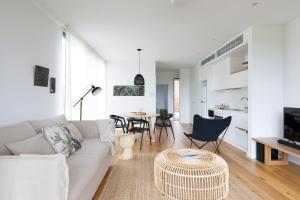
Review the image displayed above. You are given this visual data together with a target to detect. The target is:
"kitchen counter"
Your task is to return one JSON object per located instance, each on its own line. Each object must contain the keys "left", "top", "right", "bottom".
{"left": 210, "top": 108, "right": 248, "bottom": 152}
{"left": 212, "top": 108, "right": 247, "bottom": 114}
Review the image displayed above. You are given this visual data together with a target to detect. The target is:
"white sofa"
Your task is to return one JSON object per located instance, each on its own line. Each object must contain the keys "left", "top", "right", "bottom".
{"left": 0, "top": 115, "right": 115, "bottom": 200}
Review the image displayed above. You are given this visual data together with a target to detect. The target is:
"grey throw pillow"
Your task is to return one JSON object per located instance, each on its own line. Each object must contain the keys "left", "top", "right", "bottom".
{"left": 42, "top": 125, "right": 81, "bottom": 157}
{"left": 5, "top": 134, "right": 55, "bottom": 155}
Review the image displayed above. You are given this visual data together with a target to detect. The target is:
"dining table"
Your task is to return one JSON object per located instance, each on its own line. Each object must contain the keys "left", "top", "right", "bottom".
{"left": 122, "top": 112, "right": 160, "bottom": 143}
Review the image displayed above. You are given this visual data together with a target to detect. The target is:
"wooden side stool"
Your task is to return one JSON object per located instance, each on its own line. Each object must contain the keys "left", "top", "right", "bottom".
{"left": 119, "top": 134, "right": 135, "bottom": 160}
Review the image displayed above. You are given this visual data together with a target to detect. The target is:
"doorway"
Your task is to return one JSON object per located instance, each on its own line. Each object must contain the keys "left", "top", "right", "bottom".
{"left": 156, "top": 84, "right": 168, "bottom": 114}
{"left": 173, "top": 78, "right": 180, "bottom": 120}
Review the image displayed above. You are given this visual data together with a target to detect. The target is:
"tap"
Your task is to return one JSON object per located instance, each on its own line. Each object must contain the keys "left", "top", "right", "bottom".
{"left": 240, "top": 97, "right": 248, "bottom": 112}
{"left": 240, "top": 97, "right": 248, "bottom": 102}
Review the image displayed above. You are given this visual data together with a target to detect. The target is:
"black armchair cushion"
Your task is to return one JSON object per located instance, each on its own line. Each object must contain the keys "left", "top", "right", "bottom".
{"left": 190, "top": 115, "right": 231, "bottom": 141}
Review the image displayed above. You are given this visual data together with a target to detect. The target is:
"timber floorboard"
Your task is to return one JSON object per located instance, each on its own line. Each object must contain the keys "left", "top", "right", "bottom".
{"left": 93, "top": 121, "right": 300, "bottom": 200}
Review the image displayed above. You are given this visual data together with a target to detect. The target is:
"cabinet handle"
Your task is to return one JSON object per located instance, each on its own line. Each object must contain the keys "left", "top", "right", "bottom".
{"left": 235, "top": 126, "right": 248, "bottom": 134}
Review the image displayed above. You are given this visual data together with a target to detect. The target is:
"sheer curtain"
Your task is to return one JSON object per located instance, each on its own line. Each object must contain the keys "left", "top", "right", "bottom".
{"left": 65, "top": 33, "right": 106, "bottom": 120}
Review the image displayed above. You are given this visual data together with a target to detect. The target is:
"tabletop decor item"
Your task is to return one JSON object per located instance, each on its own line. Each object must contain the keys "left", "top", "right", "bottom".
{"left": 154, "top": 148, "right": 229, "bottom": 200}
{"left": 131, "top": 112, "right": 146, "bottom": 115}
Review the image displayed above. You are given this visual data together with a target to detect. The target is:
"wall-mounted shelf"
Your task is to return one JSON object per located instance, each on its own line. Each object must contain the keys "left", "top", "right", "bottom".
{"left": 231, "top": 67, "right": 248, "bottom": 75}
{"left": 212, "top": 57, "right": 248, "bottom": 90}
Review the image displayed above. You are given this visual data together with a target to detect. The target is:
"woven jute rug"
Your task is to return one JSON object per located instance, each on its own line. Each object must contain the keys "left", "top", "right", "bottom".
{"left": 99, "top": 153, "right": 261, "bottom": 200}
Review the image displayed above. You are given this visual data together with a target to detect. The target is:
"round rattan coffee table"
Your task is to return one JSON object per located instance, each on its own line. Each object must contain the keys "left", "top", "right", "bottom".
{"left": 154, "top": 148, "right": 229, "bottom": 200}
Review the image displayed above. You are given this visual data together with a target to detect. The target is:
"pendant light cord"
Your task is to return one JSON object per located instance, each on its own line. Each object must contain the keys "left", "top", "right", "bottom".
{"left": 138, "top": 49, "right": 141, "bottom": 73}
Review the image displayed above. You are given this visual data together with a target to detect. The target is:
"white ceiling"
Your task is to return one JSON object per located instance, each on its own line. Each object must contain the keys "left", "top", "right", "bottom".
{"left": 35, "top": 0, "right": 300, "bottom": 69}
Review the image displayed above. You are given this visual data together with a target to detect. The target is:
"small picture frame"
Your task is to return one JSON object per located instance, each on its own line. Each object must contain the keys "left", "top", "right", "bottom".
{"left": 50, "top": 77, "right": 56, "bottom": 93}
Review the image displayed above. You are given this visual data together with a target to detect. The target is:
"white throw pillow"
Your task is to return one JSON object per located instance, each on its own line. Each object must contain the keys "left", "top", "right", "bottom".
{"left": 5, "top": 134, "right": 55, "bottom": 155}
{"left": 43, "top": 125, "right": 80, "bottom": 157}
{"left": 65, "top": 123, "right": 83, "bottom": 141}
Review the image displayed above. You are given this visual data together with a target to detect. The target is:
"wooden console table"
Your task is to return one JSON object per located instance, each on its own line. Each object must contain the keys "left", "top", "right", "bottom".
{"left": 253, "top": 137, "right": 300, "bottom": 165}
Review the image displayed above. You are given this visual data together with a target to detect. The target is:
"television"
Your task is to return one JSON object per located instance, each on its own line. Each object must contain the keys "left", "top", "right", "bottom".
{"left": 34, "top": 65, "right": 49, "bottom": 87}
{"left": 284, "top": 107, "right": 300, "bottom": 143}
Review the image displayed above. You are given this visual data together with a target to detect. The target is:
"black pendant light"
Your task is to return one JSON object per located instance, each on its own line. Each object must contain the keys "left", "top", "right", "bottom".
{"left": 134, "top": 49, "right": 145, "bottom": 85}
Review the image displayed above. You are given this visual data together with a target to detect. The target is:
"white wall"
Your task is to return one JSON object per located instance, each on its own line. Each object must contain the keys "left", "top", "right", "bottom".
{"left": 207, "top": 88, "right": 248, "bottom": 110}
{"left": 180, "top": 68, "right": 191, "bottom": 123}
{"left": 284, "top": 17, "right": 300, "bottom": 164}
{"left": 0, "top": 0, "right": 64, "bottom": 126}
{"left": 189, "top": 66, "right": 201, "bottom": 120}
{"left": 284, "top": 17, "right": 300, "bottom": 107}
{"left": 156, "top": 70, "right": 180, "bottom": 113}
{"left": 248, "top": 25, "right": 285, "bottom": 158}
{"left": 106, "top": 60, "right": 156, "bottom": 115}
{"left": 68, "top": 34, "right": 106, "bottom": 120}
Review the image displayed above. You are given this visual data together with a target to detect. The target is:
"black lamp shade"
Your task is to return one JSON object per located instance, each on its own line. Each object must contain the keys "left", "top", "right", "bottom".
{"left": 92, "top": 86, "right": 102, "bottom": 96}
{"left": 134, "top": 74, "right": 145, "bottom": 85}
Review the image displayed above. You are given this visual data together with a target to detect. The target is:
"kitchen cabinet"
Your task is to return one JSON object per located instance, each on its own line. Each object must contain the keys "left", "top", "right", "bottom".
{"left": 230, "top": 70, "right": 248, "bottom": 88}
{"left": 206, "top": 65, "right": 214, "bottom": 91}
{"left": 199, "top": 65, "right": 207, "bottom": 81}
{"left": 212, "top": 58, "right": 231, "bottom": 90}
{"left": 212, "top": 57, "right": 248, "bottom": 90}
{"left": 214, "top": 109, "right": 248, "bottom": 152}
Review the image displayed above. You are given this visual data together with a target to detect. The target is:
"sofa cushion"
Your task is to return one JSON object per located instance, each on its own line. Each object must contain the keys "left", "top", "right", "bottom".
{"left": 0, "top": 122, "right": 37, "bottom": 155}
{"left": 69, "top": 121, "right": 99, "bottom": 139}
{"left": 5, "top": 134, "right": 55, "bottom": 155}
{"left": 65, "top": 123, "right": 83, "bottom": 142}
{"left": 67, "top": 142, "right": 110, "bottom": 200}
{"left": 29, "top": 115, "right": 67, "bottom": 132}
{"left": 74, "top": 139, "right": 110, "bottom": 155}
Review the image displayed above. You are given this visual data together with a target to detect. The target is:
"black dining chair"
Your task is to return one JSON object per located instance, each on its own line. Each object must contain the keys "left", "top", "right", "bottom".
{"left": 154, "top": 113, "right": 175, "bottom": 142}
{"left": 127, "top": 117, "right": 151, "bottom": 150}
{"left": 109, "top": 114, "right": 128, "bottom": 133}
{"left": 159, "top": 109, "right": 168, "bottom": 115}
{"left": 184, "top": 114, "right": 232, "bottom": 153}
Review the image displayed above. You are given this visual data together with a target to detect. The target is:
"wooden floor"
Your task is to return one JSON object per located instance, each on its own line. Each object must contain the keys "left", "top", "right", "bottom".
{"left": 93, "top": 121, "right": 300, "bottom": 200}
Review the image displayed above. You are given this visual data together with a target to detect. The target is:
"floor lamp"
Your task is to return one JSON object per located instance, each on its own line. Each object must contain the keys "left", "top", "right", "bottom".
{"left": 73, "top": 85, "right": 102, "bottom": 121}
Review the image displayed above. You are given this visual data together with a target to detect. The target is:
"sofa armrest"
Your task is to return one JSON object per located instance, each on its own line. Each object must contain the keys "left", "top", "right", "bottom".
{"left": 70, "top": 119, "right": 115, "bottom": 139}
{"left": 0, "top": 154, "right": 69, "bottom": 200}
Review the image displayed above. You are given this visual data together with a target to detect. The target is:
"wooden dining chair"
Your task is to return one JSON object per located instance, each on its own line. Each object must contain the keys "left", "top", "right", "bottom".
{"left": 109, "top": 114, "right": 128, "bottom": 133}
{"left": 153, "top": 113, "right": 175, "bottom": 142}
{"left": 127, "top": 117, "right": 151, "bottom": 150}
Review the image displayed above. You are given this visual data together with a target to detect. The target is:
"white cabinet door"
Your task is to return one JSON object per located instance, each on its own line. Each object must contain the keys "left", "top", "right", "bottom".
{"left": 229, "top": 70, "right": 248, "bottom": 88}
{"left": 199, "top": 65, "right": 207, "bottom": 81}
{"left": 212, "top": 57, "right": 248, "bottom": 90}
{"left": 206, "top": 65, "right": 214, "bottom": 91}
{"left": 212, "top": 58, "right": 231, "bottom": 90}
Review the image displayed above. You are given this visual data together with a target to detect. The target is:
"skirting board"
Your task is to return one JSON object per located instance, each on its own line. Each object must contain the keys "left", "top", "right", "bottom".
{"left": 222, "top": 137, "right": 248, "bottom": 153}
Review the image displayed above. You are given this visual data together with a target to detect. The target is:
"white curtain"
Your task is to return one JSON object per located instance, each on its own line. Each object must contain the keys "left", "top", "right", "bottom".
{"left": 65, "top": 33, "right": 106, "bottom": 120}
